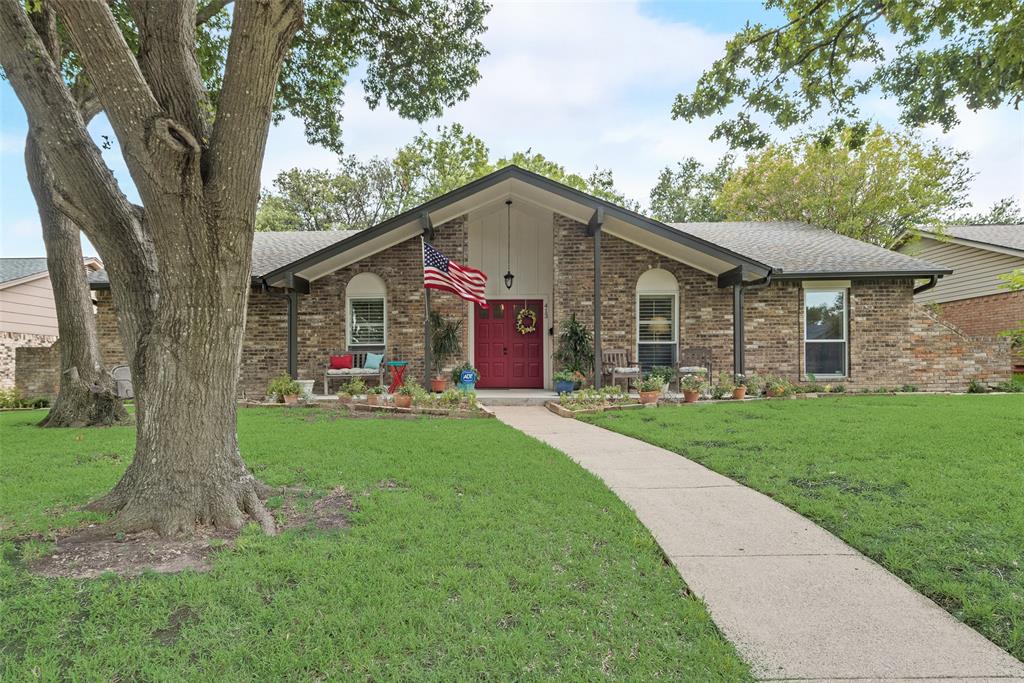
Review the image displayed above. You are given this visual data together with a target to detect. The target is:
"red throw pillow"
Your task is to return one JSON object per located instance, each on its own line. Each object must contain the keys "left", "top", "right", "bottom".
{"left": 329, "top": 354, "right": 353, "bottom": 370}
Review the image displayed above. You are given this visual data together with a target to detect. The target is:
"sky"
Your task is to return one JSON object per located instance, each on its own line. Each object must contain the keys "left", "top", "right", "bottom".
{"left": 1, "top": 0, "right": 1022, "bottom": 258}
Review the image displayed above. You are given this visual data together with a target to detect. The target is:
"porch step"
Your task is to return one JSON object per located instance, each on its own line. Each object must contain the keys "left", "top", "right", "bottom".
{"left": 475, "top": 390, "right": 557, "bottom": 406}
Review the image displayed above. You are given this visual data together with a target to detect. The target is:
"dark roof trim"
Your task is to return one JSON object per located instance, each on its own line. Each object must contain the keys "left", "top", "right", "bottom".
{"left": 773, "top": 269, "right": 952, "bottom": 280}
{"left": 261, "top": 165, "right": 772, "bottom": 282}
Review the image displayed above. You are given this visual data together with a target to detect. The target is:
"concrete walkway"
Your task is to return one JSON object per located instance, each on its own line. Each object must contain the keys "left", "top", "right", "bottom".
{"left": 492, "top": 406, "right": 1024, "bottom": 682}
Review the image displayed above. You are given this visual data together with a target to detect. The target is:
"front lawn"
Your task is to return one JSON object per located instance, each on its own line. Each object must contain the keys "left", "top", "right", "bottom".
{"left": 0, "top": 408, "right": 750, "bottom": 680}
{"left": 581, "top": 395, "right": 1024, "bottom": 661}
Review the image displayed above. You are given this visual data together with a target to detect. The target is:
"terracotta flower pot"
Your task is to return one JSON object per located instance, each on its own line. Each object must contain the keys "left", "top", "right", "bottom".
{"left": 639, "top": 390, "right": 661, "bottom": 405}
{"left": 394, "top": 394, "right": 412, "bottom": 408}
{"left": 732, "top": 386, "right": 747, "bottom": 400}
{"left": 430, "top": 377, "right": 448, "bottom": 393}
{"left": 682, "top": 389, "right": 700, "bottom": 403}
{"left": 283, "top": 394, "right": 299, "bottom": 406}
{"left": 366, "top": 394, "right": 379, "bottom": 405}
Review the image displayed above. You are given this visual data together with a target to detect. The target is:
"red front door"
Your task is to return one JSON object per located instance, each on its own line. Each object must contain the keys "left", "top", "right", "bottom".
{"left": 474, "top": 300, "right": 543, "bottom": 389}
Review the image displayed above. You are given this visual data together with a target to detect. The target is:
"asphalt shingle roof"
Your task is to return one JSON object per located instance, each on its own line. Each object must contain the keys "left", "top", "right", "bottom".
{"left": 0, "top": 257, "right": 49, "bottom": 285}
{"left": 89, "top": 230, "right": 355, "bottom": 287}
{"left": 668, "top": 221, "right": 949, "bottom": 276}
{"left": 922, "top": 224, "right": 1024, "bottom": 253}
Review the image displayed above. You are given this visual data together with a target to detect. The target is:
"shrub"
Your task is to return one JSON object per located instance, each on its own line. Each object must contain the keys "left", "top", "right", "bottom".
{"left": 679, "top": 371, "right": 707, "bottom": 392}
{"left": 0, "top": 388, "right": 23, "bottom": 409}
{"left": 451, "top": 362, "right": 480, "bottom": 386}
{"left": 710, "top": 372, "right": 733, "bottom": 399}
{"left": 635, "top": 376, "right": 665, "bottom": 393}
{"left": 267, "top": 373, "right": 301, "bottom": 402}
{"left": 561, "top": 386, "right": 630, "bottom": 411}
{"left": 967, "top": 379, "right": 989, "bottom": 394}
{"left": 648, "top": 366, "right": 677, "bottom": 384}
{"left": 743, "top": 374, "right": 765, "bottom": 395}
{"left": 900, "top": 384, "right": 919, "bottom": 393}
{"left": 342, "top": 377, "right": 367, "bottom": 396}
{"left": 829, "top": 383, "right": 846, "bottom": 393}
{"left": 764, "top": 376, "right": 793, "bottom": 397}
{"left": 994, "top": 379, "right": 1023, "bottom": 393}
{"left": 553, "top": 313, "right": 594, "bottom": 375}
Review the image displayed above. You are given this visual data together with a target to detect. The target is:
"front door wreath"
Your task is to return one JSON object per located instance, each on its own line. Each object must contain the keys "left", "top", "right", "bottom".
{"left": 515, "top": 307, "right": 537, "bottom": 335}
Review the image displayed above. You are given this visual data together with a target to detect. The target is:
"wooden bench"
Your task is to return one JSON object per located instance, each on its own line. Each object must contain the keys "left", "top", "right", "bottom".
{"left": 602, "top": 348, "right": 641, "bottom": 391}
{"left": 323, "top": 351, "right": 386, "bottom": 394}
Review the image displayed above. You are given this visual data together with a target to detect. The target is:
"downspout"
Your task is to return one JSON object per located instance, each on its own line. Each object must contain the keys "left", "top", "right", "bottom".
{"left": 913, "top": 275, "right": 938, "bottom": 295}
{"left": 262, "top": 278, "right": 299, "bottom": 379}
{"left": 733, "top": 269, "right": 773, "bottom": 380}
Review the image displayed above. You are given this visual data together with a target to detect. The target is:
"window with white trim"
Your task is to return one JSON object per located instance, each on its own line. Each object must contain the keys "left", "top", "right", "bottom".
{"left": 804, "top": 289, "right": 847, "bottom": 377}
{"left": 346, "top": 273, "right": 386, "bottom": 348}
{"left": 636, "top": 269, "right": 678, "bottom": 371}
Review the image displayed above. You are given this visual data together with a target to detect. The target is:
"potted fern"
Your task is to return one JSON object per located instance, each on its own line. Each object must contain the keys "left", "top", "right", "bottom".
{"left": 429, "top": 311, "right": 463, "bottom": 393}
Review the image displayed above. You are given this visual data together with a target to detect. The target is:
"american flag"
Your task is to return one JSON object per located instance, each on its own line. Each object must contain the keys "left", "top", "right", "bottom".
{"left": 422, "top": 241, "right": 489, "bottom": 308}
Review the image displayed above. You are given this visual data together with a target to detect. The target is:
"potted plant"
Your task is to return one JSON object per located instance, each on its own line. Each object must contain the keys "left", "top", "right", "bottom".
{"left": 635, "top": 375, "right": 663, "bottom": 405}
{"left": 650, "top": 366, "right": 677, "bottom": 393}
{"left": 553, "top": 369, "right": 578, "bottom": 395}
{"left": 429, "top": 311, "right": 463, "bottom": 393}
{"left": 366, "top": 385, "right": 384, "bottom": 405}
{"left": 267, "top": 373, "right": 301, "bottom": 406}
{"left": 765, "top": 376, "right": 792, "bottom": 397}
{"left": 553, "top": 313, "right": 593, "bottom": 380}
{"left": 679, "top": 371, "right": 706, "bottom": 403}
{"left": 451, "top": 362, "right": 479, "bottom": 391}
{"left": 395, "top": 383, "right": 416, "bottom": 408}
{"left": 340, "top": 378, "right": 366, "bottom": 404}
{"left": 732, "top": 374, "right": 747, "bottom": 400}
{"left": 744, "top": 374, "right": 765, "bottom": 397}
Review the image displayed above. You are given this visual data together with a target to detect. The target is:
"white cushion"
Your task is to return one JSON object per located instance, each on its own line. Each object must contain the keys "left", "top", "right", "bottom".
{"left": 326, "top": 368, "right": 377, "bottom": 376}
{"left": 613, "top": 366, "right": 641, "bottom": 374}
{"left": 678, "top": 366, "right": 707, "bottom": 373}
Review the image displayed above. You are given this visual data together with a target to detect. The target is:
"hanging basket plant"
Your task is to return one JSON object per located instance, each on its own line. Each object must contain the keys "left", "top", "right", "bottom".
{"left": 515, "top": 307, "right": 537, "bottom": 335}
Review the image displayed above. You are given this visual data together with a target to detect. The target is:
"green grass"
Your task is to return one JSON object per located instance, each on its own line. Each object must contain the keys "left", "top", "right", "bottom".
{"left": 0, "top": 409, "right": 751, "bottom": 681}
{"left": 581, "top": 395, "right": 1024, "bottom": 661}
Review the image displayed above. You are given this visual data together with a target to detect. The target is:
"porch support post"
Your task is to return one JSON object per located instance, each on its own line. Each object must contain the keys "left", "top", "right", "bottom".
{"left": 287, "top": 290, "right": 299, "bottom": 379}
{"left": 590, "top": 208, "right": 604, "bottom": 387}
{"left": 732, "top": 284, "right": 744, "bottom": 379}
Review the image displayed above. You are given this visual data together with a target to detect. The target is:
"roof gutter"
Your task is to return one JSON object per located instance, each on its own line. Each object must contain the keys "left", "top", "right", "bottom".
{"left": 913, "top": 274, "right": 939, "bottom": 295}
{"left": 261, "top": 278, "right": 299, "bottom": 380}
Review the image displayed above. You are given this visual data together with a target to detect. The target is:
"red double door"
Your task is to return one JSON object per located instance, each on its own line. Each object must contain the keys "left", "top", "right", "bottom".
{"left": 474, "top": 300, "right": 544, "bottom": 389}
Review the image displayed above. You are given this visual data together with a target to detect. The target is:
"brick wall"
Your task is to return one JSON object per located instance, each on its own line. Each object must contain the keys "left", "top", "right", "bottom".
{"left": 930, "top": 290, "right": 1023, "bottom": 338}
{"left": 0, "top": 331, "right": 57, "bottom": 390}
{"left": 94, "top": 289, "right": 127, "bottom": 368}
{"left": 15, "top": 341, "right": 59, "bottom": 398}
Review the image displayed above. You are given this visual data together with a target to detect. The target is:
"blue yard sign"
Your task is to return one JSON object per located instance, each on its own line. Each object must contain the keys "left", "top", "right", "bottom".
{"left": 459, "top": 370, "right": 478, "bottom": 385}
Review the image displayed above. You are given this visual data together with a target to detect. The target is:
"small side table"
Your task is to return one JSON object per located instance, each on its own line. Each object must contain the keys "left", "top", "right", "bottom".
{"left": 385, "top": 361, "right": 409, "bottom": 394}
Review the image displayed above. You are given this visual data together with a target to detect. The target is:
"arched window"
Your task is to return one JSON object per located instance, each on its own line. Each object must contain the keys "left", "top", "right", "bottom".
{"left": 346, "top": 273, "right": 386, "bottom": 348}
{"left": 635, "top": 268, "right": 678, "bottom": 370}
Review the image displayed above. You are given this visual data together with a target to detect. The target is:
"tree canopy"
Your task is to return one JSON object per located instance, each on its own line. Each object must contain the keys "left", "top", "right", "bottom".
{"left": 648, "top": 156, "right": 734, "bottom": 223}
{"left": 673, "top": 0, "right": 1024, "bottom": 149}
{"left": 714, "top": 126, "right": 972, "bottom": 247}
{"left": 950, "top": 197, "right": 1024, "bottom": 225}
{"left": 257, "top": 125, "right": 637, "bottom": 231}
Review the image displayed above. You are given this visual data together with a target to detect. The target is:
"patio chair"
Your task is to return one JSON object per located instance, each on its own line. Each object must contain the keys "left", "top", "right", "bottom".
{"left": 111, "top": 365, "right": 134, "bottom": 399}
{"left": 602, "top": 348, "right": 641, "bottom": 391}
{"left": 323, "top": 350, "right": 386, "bottom": 394}
{"left": 677, "top": 347, "right": 712, "bottom": 390}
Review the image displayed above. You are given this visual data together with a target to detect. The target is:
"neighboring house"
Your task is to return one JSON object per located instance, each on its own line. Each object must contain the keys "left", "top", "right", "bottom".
{"left": 86, "top": 166, "right": 1011, "bottom": 397}
{"left": 0, "top": 256, "right": 103, "bottom": 389}
{"left": 898, "top": 224, "right": 1024, "bottom": 337}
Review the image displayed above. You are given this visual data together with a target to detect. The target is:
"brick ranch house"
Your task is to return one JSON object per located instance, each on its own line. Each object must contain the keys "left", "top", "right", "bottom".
{"left": 87, "top": 166, "right": 1011, "bottom": 397}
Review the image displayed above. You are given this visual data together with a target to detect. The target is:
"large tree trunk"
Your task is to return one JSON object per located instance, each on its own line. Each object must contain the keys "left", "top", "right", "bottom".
{"left": 26, "top": 136, "right": 127, "bottom": 428}
{"left": 1, "top": 0, "right": 302, "bottom": 537}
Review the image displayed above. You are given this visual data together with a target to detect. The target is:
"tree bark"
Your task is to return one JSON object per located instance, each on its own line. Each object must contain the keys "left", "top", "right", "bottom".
{"left": 26, "top": 136, "right": 127, "bottom": 428}
{"left": 0, "top": 0, "right": 302, "bottom": 536}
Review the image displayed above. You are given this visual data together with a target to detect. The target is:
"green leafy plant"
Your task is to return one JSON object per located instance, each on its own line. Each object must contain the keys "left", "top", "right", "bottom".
{"left": 553, "top": 369, "right": 580, "bottom": 383}
{"left": 711, "top": 372, "right": 734, "bottom": 399}
{"left": 900, "top": 384, "right": 919, "bottom": 393}
{"left": 429, "top": 311, "right": 463, "bottom": 377}
{"left": 764, "top": 376, "right": 793, "bottom": 397}
{"left": 967, "top": 380, "right": 989, "bottom": 394}
{"left": 829, "top": 383, "right": 846, "bottom": 393}
{"left": 743, "top": 374, "right": 765, "bottom": 395}
{"left": 635, "top": 376, "right": 665, "bottom": 393}
{"left": 648, "top": 366, "right": 677, "bottom": 384}
{"left": 342, "top": 378, "right": 367, "bottom": 396}
{"left": 561, "top": 386, "right": 631, "bottom": 411}
{"left": 366, "top": 385, "right": 384, "bottom": 395}
{"left": 267, "top": 373, "right": 301, "bottom": 402}
{"left": 437, "top": 388, "right": 464, "bottom": 409}
{"left": 553, "top": 313, "right": 593, "bottom": 375}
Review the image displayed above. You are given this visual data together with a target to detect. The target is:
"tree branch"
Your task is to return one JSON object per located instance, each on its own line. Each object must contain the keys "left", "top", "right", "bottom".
{"left": 197, "top": 0, "right": 231, "bottom": 25}
{"left": 207, "top": 0, "right": 303, "bottom": 212}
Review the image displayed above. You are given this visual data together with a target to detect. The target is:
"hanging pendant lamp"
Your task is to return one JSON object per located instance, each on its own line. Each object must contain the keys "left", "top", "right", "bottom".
{"left": 503, "top": 199, "right": 514, "bottom": 290}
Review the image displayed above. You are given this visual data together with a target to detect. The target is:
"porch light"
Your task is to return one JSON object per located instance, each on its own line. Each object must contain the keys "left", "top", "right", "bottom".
{"left": 504, "top": 199, "right": 514, "bottom": 290}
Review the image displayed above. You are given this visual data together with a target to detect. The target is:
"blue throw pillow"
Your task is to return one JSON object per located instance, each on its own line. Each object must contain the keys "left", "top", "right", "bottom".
{"left": 364, "top": 352, "right": 383, "bottom": 370}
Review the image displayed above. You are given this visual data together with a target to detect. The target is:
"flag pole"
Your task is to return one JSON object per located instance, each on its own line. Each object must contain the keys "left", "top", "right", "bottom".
{"left": 421, "top": 237, "right": 432, "bottom": 390}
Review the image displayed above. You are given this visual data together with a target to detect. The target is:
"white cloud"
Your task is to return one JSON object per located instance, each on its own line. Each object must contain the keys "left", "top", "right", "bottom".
{"left": 255, "top": 0, "right": 1021, "bottom": 212}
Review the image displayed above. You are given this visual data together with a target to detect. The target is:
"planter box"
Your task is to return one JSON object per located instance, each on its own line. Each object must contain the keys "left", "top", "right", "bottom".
{"left": 545, "top": 400, "right": 645, "bottom": 418}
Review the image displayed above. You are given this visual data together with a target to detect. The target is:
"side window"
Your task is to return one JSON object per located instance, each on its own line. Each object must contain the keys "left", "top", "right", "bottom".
{"left": 346, "top": 273, "right": 386, "bottom": 348}
{"left": 804, "top": 289, "right": 847, "bottom": 377}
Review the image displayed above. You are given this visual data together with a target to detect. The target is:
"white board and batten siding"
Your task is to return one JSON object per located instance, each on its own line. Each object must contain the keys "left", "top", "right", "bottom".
{"left": 0, "top": 275, "right": 59, "bottom": 336}
{"left": 902, "top": 237, "right": 1024, "bottom": 305}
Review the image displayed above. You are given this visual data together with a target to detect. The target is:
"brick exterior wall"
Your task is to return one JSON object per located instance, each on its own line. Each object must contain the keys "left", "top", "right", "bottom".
{"left": 929, "top": 290, "right": 1023, "bottom": 338}
{"left": 0, "top": 331, "right": 57, "bottom": 390}
{"left": 85, "top": 211, "right": 1011, "bottom": 397}
{"left": 15, "top": 341, "right": 59, "bottom": 398}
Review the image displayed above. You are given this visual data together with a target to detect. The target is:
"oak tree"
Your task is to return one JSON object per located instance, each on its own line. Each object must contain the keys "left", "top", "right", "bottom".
{"left": 0, "top": 0, "right": 487, "bottom": 536}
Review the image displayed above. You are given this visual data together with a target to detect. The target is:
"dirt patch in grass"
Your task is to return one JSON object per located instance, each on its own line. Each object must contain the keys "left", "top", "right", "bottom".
{"left": 27, "top": 487, "right": 354, "bottom": 579}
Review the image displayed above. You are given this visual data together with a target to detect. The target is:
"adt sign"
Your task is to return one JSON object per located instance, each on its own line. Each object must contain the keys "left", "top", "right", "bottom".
{"left": 459, "top": 370, "right": 478, "bottom": 386}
